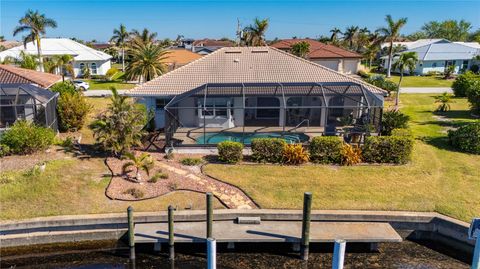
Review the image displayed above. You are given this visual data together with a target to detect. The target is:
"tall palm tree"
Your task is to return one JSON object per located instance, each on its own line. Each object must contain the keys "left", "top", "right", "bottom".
{"left": 392, "top": 51, "right": 418, "bottom": 109}
{"left": 330, "top": 27, "right": 342, "bottom": 42}
{"left": 130, "top": 28, "right": 157, "bottom": 45}
{"left": 48, "top": 54, "right": 74, "bottom": 81}
{"left": 110, "top": 24, "right": 129, "bottom": 71}
{"left": 125, "top": 43, "right": 168, "bottom": 83}
{"left": 13, "top": 9, "right": 57, "bottom": 72}
{"left": 377, "top": 15, "right": 408, "bottom": 78}
{"left": 363, "top": 43, "right": 380, "bottom": 69}
{"left": 243, "top": 18, "right": 269, "bottom": 46}
{"left": 343, "top": 26, "right": 359, "bottom": 49}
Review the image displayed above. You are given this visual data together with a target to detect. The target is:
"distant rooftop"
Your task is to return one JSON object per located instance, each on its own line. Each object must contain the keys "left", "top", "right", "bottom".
{"left": 164, "top": 49, "right": 203, "bottom": 66}
{"left": 270, "top": 39, "right": 362, "bottom": 59}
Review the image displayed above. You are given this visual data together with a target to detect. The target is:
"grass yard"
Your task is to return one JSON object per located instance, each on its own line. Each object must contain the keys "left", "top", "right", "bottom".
{"left": 385, "top": 75, "right": 453, "bottom": 88}
{"left": 85, "top": 79, "right": 136, "bottom": 90}
{"left": 204, "top": 94, "right": 480, "bottom": 222}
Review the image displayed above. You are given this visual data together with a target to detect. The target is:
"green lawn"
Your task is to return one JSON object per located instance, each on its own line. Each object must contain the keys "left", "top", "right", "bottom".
{"left": 85, "top": 79, "right": 136, "bottom": 90}
{"left": 204, "top": 94, "right": 480, "bottom": 222}
{"left": 385, "top": 75, "right": 453, "bottom": 88}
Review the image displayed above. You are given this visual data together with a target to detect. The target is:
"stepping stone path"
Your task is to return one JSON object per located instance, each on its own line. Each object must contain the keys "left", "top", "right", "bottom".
{"left": 157, "top": 162, "right": 256, "bottom": 209}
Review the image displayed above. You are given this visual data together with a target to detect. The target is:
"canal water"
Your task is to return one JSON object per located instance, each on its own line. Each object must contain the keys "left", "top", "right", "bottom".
{"left": 0, "top": 240, "right": 471, "bottom": 268}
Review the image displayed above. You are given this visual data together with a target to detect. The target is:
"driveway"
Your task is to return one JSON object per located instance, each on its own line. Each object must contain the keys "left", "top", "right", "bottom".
{"left": 401, "top": 87, "right": 453, "bottom": 94}
{"left": 83, "top": 89, "right": 127, "bottom": 97}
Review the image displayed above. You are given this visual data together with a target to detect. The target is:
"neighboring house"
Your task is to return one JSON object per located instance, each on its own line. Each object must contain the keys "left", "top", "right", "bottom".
{"left": 163, "top": 49, "right": 203, "bottom": 71}
{"left": 270, "top": 39, "right": 363, "bottom": 74}
{"left": 0, "top": 65, "right": 62, "bottom": 130}
{"left": 128, "top": 47, "right": 385, "bottom": 146}
{"left": 179, "top": 38, "right": 235, "bottom": 55}
{"left": 381, "top": 39, "right": 480, "bottom": 75}
{"left": 0, "top": 40, "right": 22, "bottom": 51}
{"left": 0, "top": 38, "right": 112, "bottom": 77}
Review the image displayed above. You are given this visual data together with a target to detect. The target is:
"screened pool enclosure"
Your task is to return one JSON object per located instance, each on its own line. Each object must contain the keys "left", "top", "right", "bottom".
{"left": 164, "top": 82, "right": 384, "bottom": 147}
{"left": 0, "top": 84, "right": 59, "bottom": 131}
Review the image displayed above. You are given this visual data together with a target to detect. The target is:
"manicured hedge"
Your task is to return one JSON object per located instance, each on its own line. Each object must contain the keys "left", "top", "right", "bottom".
{"left": 452, "top": 71, "right": 480, "bottom": 97}
{"left": 362, "top": 135, "right": 414, "bottom": 164}
{"left": 217, "top": 141, "right": 244, "bottom": 163}
{"left": 251, "top": 138, "right": 285, "bottom": 163}
{"left": 309, "top": 136, "right": 343, "bottom": 164}
{"left": 0, "top": 121, "right": 55, "bottom": 155}
{"left": 448, "top": 122, "right": 480, "bottom": 154}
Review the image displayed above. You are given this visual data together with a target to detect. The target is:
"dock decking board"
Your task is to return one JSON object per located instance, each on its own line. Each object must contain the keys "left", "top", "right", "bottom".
{"left": 134, "top": 221, "right": 402, "bottom": 244}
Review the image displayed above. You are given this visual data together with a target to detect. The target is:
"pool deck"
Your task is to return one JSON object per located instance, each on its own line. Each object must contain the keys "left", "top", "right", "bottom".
{"left": 172, "top": 126, "right": 326, "bottom": 144}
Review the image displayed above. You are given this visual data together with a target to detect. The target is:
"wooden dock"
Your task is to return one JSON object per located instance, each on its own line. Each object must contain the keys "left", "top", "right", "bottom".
{"left": 134, "top": 220, "right": 402, "bottom": 244}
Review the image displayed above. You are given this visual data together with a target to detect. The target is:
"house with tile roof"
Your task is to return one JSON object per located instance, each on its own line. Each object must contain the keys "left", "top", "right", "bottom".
{"left": 163, "top": 49, "right": 203, "bottom": 71}
{"left": 0, "top": 38, "right": 112, "bottom": 77}
{"left": 270, "top": 39, "right": 362, "bottom": 74}
{"left": 381, "top": 39, "right": 480, "bottom": 75}
{"left": 0, "top": 64, "right": 62, "bottom": 88}
{"left": 128, "top": 47, "right": 385, "bottom": 147}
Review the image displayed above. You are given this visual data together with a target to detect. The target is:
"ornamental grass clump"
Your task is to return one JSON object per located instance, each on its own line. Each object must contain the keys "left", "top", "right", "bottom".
{"left": 282, "top": 143, "right": 309, "bottom": 165}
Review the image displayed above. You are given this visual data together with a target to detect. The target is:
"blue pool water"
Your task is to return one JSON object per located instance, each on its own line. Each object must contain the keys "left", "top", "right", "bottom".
{"left": 196, "top": 132, "right": 310, "bottom": 144}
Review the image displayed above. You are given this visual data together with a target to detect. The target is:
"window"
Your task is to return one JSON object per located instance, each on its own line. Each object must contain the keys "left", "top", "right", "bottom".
{"left": 91, "top": 63, "right": 97, "bottom": 74}
{"left": 156, "top": 99, "right": 170, "bottom": 110}
{"left": 199, "top": 98, "right": 231, "bottom": 117}
{"left": 461, "top": 60, "right": 469, "bottom": 70}
{"left": 432, "top": 62, "right": 437, "bottom": 68}
{"left": 79, "top": 63, "right": 85, "bottom": 72}
{"left": 256, "top": 97, "right": 280, "bottom": 119}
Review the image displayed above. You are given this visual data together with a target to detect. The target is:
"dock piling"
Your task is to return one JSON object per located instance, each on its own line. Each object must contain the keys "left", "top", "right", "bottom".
{"left": 206, "top": 192, "right": 213, "bottom": 239}
{"left": 207, "top": 238, "right": 217, "bottom": 269}
{"left": 332, "top": 239, "right": 346, "bottom": 269}
{"left": 127, "top": 206, "right": 135, "bottom": 260}
{"left": 473, "top": 236, "right": 479, "bottom": 269}
{"left": 168, "top": 205, "right": 175, "bottom": 260}
{"left": 301, "top": 192, "right": 312, "bottom": 261}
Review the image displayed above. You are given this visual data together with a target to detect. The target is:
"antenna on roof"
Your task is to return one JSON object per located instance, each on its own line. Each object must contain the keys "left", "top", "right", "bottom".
{"left": 236, "top": 18, "right": 242, "bottom": 47}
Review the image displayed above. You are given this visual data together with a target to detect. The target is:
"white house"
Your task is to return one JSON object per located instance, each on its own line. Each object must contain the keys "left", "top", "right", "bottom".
{"left": 0, "top": 38, "right": 112, "bottom": 77}
{"left": 382, "top": 39, "right": 480, "bottom": 75}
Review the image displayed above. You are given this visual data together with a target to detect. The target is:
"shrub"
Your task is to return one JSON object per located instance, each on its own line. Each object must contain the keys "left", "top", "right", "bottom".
{"left": 381, "top": 110, "right": 410, "bottom": 136}
{"left": 0, "top": 144, "right": 11, "bottom": 157}
{"left": 448, "top": 123, "right": 480, "bottom": 154}
{"left": 340, "top": 143, "right": 362, "bottom": 166}
{"left": 452, "top": 71, "right": 480, "bottom": 97}
{"left": 470, "top": 64, "right": 479, "bottom": 74}
{"left": 106, "top": 67, "right": 120, "bottom": 81}
{"left": 365, "top": 75, "right": 398, "bottom": 95}
{"left": 466, "top": 79, "right": 480, "bottom": 114}
{"left": 357, "top": 70, "right": 370, "bottom": 79}
{"left": 149, "top": 171, "right": 169, "bottom": 183}
{"left": 217, "top": 141, "right": 243, "bottom": 164}
{"left": 180, "top": 157, "right": 203, "bottom": 166}
{"left": 50, "top": 81, "right": 77, "bottom": 95}
{"left": 282, "top": 143, "right": 309, "bottom": 165}
{"left": 251, "top": 138, "right": 285, "bottom": 163}
{"left": 123, "top": 188, "right": 144, "bottom": 199}
{"left": 0, "top": 121, "right": 55, "bottom": 155}
{"left": 309, "top": 136, "right": 343, "bottom": 164}
{"left": 57, "top": 92, "right": 91, "bottom": 132}
{"left": 362, "top": 135, "right": 414, "bottom": 164}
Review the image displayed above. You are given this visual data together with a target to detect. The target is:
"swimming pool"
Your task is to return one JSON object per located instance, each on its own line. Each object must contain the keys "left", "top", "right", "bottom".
{"left": 196, "top": 132, "right": 310, "bottom": 144}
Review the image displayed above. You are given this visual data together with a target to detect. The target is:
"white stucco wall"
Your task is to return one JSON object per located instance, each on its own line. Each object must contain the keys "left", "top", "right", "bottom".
{"left": 343, "top": 59, "right": 360, "bottom": 74}
{"left": 73, "top": 60, "right": 111, "bottom": 77}
{"left": 312, "top": 60, "right": 339, "bottom": 71}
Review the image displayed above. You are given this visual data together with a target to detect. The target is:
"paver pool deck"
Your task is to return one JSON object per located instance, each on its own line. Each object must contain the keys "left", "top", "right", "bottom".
{"left": 134, "top": 220, "right": 402, "bottom": 243}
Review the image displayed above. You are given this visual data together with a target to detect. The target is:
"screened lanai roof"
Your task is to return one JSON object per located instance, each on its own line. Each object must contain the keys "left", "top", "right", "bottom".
{"left": 165, "top": 82, "right": 383, "bottom": 109}
{"left": 0, "top": 83, "right": 59, "bottom": 103}
{"left": 127, "top": 47, "right": 387, "bottom": 97}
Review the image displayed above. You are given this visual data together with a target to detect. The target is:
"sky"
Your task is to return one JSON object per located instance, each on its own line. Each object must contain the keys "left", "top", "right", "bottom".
{"left": 1, "top": 0, "right": 479, "bottom": 42}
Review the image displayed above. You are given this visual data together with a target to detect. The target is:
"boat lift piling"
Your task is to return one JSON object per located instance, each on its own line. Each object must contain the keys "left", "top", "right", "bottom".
{"left": 127, "top": 206, "right": 135, "bottom": 261}
{"left": 168, "top": 205, "right": 175, "bottom": 260}
{"left": 301, "top": 192, "right": 312, "bottom": 261}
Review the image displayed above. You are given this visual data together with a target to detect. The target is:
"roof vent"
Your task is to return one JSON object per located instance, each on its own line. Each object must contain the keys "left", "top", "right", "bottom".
{"left": 225, "top": 50, "right": 242, "bottom": 54}
{"left": 251, "top": 50, "right": 268, "bottom": 53}
{"left": 234, "top": 58, "right": 240, "bottom": 63}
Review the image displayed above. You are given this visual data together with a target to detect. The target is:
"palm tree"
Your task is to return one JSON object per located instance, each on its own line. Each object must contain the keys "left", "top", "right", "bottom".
{"left": 130, "top": 28, "right": 157, "bottom": 45}
{"left": 363, "top": 43, "right": 380, "bottom": 69}
{"left": 330, "top": 27, "right": 342, "bottom": 42}
{"left": 392, "top": 51, "right": 418, "bottom": 109}
{"left": 48, "top": 54, "right": 74, "bottom": 81}
{"left": 435, "top": 92, "right": 454, "bottom": 112}
{"left": 243, "top": 18, "right": 269, "bottom": 46}
{"left": 290, "top": 41, "right": 310, "bottom": 58}
{"left": 125, "top": 43, "right": 168, "bottom": 83}
{"left": 13, "top": 10, "right": 57, "bottom": 72}
{"left": 122, "top": 151, "right": 154, "bottom": 182}
{"left": 110, "top": 24, "right": 129, "bottom": 71}
{"left": 377, "top": 15, "right": 408, "bottom": 77}
{"left": 343, "top": 26, "right": 359, "bottom": 49}
{"left": 18, "top": 51, "right": 38, "bottom": 70}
